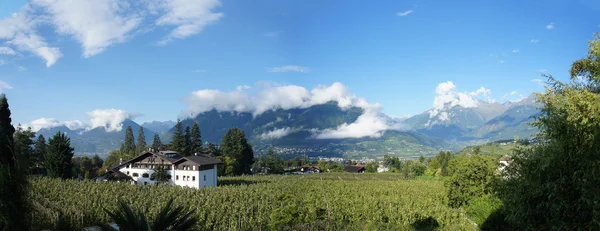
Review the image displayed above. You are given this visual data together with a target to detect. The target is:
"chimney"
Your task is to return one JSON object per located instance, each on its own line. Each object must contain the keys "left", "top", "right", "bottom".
{"left": 119, "top": 158, "right": 123, "bottom": 165}
{"left": 149, "top": 147, "right": 151, "bottom": 151}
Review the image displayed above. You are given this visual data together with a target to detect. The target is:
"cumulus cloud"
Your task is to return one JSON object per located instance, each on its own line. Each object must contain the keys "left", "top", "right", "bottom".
{"left": 183, "top": 82, "right": 403, "bottom": 139}
{"left": 531, "top": 78, "right": 545, "bottom": 86}
{"left": 266, "top": 65, "right": 310, "bottom": 73}
{"left": 259, "top": 127, "right": 292, "bottom": 140}
{"left": 546, "top": 23, "right": 554, "bottom": 30}
{"left": 512, "top": 49, "right": 519, "bottom": 53}
{"left": 498, "top": 60, "right": 505, "bottom": 64}
{"left": 87, "top": 109, "right": 133, "bottom": 132}
{"left": 428, "top": 81, "right": 494, "bottom": 123}
{"left": 530, "top": 39, "right": 540, "bottom": 43}
{"left": 0, "top": 0, "right": 223, "bottom": 66}
{"left": 28, "top": 117, "right": 86, "bottom": 132}
{"left": 397, "top": 10, "right": 414, "bottom": 16}
{"left": 0, "top": 80, "right": 13, "bottom": 93}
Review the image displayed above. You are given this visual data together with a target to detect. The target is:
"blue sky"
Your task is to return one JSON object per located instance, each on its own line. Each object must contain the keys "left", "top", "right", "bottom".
{"left": 0, "top": 0, "right": 598, "bottom": 131}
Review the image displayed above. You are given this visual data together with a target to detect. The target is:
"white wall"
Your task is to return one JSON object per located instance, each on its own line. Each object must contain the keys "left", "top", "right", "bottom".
{"left": 118, "top": 164, "right": 218, "bottom": 189}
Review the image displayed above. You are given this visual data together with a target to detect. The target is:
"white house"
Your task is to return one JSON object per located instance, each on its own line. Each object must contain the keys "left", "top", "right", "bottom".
{"left": 110, "top": 149, "right": 221, "bottom": 189}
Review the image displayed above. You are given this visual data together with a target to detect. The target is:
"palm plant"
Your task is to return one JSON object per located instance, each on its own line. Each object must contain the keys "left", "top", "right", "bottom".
{"left": 100, "top": 198, "right": 198, "bottom": 231}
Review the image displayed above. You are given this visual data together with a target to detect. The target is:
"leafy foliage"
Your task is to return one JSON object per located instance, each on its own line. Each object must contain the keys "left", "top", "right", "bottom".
{"left": 497, "top": 34, "right": 600, "bottom": 230}
{"left": 150, "top": 165, "right": 171, "bottom": 184}
{"left": 220, "top": 127, "right": 254, "bottom": 176}
{"left": 444, "top": 154, "right": 497, "bottom": 208}
{"left": 100, "top": 198, "right": 198, "bottom": 231}
{"left": 0, "top": 94, "right": 29, "bottom": 230}
{"left": 136, "top": 126, "right": 147, "bottom": 154}
{"left": 13, "top": 125, "right": 35, "bottom": 171}
{"left": 45, "top": 131, "right": 75, "bottom": 179}
{"left": 29, "top": 174, "right": 476, "bottom": 230}
{"left": 425, "top": 151, "right": 453, "bottom": 177}
{"left": 33, "top": 134, "right": 47, "bottom": 168}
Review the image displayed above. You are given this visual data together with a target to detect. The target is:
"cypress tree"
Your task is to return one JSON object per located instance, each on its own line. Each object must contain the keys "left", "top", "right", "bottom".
{"left": 170, "top": 119, "right": 186, "bottom": 154}
{"left": 184, "top": 126, "right": 191, "bottom": 156}
{"left": 191, "top": 122, "right": 202, "bottom": 154}
{"left": 33, "top": 134, "right": 47, "bottom": 168}
{"left": 0, "top": 95, "right": 28, "bottom": 229}
{"left": 220, "top": 127, "right": 254, "bottom": 176}
{"left": 152, "top": 133, "right": 162, "bottom": 151}
{"left": 136, "top": 126, "right": 146, "bottom": 154}
{"left": 120, "top": 126, "right": 136, "bottom": 155}
{"left": 45, "top": 131, "right": 74, "bottom": 179}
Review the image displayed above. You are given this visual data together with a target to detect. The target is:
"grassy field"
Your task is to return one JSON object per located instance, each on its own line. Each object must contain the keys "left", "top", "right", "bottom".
{"left": 29, "top": 173, "right": 476, "bottom": 231}
{"left": 459, "top": 141, "right": 518, "bottom": 158}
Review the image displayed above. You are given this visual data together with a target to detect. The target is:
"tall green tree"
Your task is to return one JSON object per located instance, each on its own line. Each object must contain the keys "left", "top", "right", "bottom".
{"left": 46, "top": 131, "right": 75, "bottom": 179}
{"left": 498, "top": 33, "right": 600, "bottom": 230}
{"left": 445, "top": 154, "right": 497, "bottom": 208}
{"left": 136, "top": 126, "right": 147, "bottom": 154}
{"left": 220, "top": 127, "right": 254, "bottom": 176}
{"left": 13, "top": 124, "right": 35, "bottom": 170}
{"left": 184, "top": 126, "right": 191, "bottom": 156}
{"left": 190, "top": 122, "right": 202, "bottom": 154}
{"left": 152, "top": 133, "right": 162, "bottom": 151}
{"left": 205, "top": 143, "right": 219, "bottom": 156}
{"left": 0, "top": 95, "right": 29, "bottom": 230}
{"left": 169, "top": 119, "right": 186, "bottom": 154}
{"left": 91, "top": 154, "right": 103, "bottom": 169}
{"left": 33, "top": 134, "right": 47, "bottom": 168}
{"left": 120, "top": 126, "right": 136, "bottom": 155}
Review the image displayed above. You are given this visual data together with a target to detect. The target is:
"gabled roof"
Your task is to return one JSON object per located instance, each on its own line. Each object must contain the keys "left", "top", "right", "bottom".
{"left": 110, "top": 151, "right": 177, "bottom": 170}
{"left": 175, "top": 154, "right": 222, "bottom": 166}
{"left": 344, "top": 165, "right": 365, "bottom": 173}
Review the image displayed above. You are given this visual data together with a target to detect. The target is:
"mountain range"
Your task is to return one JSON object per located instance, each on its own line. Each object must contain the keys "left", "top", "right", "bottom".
{"left": 36, "top": 95, "right": 540, "bottom": 159}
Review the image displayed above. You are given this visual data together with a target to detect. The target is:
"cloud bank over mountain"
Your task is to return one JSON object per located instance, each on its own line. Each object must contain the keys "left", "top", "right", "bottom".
{"left": 26, "top": 109, "right": 135, "bottom": 132}
{"left": 183, "top": 82, "right": 402, "bottom": 139}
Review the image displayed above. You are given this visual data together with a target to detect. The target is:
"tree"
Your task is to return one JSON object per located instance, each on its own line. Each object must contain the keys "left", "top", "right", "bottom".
{"left": 152, "top": 133, "right": 162, "bottom": 151}
{"left": 220, "top": 127, "right": 254, "bottom": 176}
{"left": 73, "top": 156, "right": 93, "bottom": 179}
{"left": 365, "top": 162, "right": 378, "bottom": 173}
{"left": 13, "top": 124, "right": 35, "bottom": 171}
{"left": 205, "top": 143, "right": 219, "bottom": 156}
{"left": 100, "top": 198, "right": 198, "bottom": 231}
{"left": 151, "top": 165, "right": 171, "bottom": 184}
{"left": 184, "top": 126, "right": 191, "bottom": 156}
{"left": 190, "top": 122, "right": 202, "bottom": 154}
{"left": 103, "top": 150, "right": 125, "bottom": 169}
{"left": 169, "top": 119, "right": 186, "bottom": 154}
{"left": 32, "top": 134, "right": 47, "bottom": 168}
{"left": 46, "top": 131, "right": 75, "bottom": 179}
{"left": 426, "top": 151, "right": 453, "bottom": 177}
{"left": 136, "top": 126, "right": 147, "bottom": 154}
{"left": 498, "top": 33, "right": 600, "bottom": 230}
{"left": 120, "top": 126, "right": 136, "bottom": 155}
{"left": 252, "top": 149, "right": 284, "bottom": 174}
{"left": 0, "top": 94, "right": 29, "bottom": 230}
{"left": 91, "top": 154, "right": 103, "bottom": 169}
{"left": 444, "top": 154, "right": 497, "bottom": 208}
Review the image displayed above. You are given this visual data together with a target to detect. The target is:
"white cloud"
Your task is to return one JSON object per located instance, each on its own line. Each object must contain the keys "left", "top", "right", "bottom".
{"left": 538, "top": 69, "right": 548, "bottom": 73}
{"left": 32, "top": 0, "right": 141, "bottom": 58}
{"left": 498, "top": 60, "right": 505, "bottom": 64}
{"left": 259, "top": 127, "right": 292, "bottom": 140}
{"left": 0, "top": 80, "right": 13, "bottom": 93}
{"left": 191, "top": 69, "right": 206, "bottom": 73}
{"left": 428, "top": 82, "right": 494, "bottom": 123}
{"left": 154, "top": 0, "right": 224, "bottom": 45}
{"left": 263, "top": 31, "right": 281, "bottom": 37}
{"left": 530, "top": 39, "right": 540, "bottom": 43}
{"left": 546, "top": 23, "right": 554, "bottom": 30}
{"left": 266, "top": 65, "right": 310, "bottom": 73}
{"left": 235, "top": 85, "right": 251, "bottom": 91}
{"left": 0, "top": 60, "right": 5, "bottom": 65}
{"left": 87, "top": 109, "right": 132, "bottom": 132}
{"left": 28, "top": 117, "right": 86, "bottom": 132}
{"left": 17, "top": 66, "right": 26, "bottom": 71}
{"left": 183, "top": 82, "right": 403, "bottom": 139}
{"left": 0, "top": 7, "right": 63, "bottom": 67}
{"left": 510, "top": 91, "right": 517, "bottom": 96}
{"left": 397, "top": 10, "right": 414, "bottom": 16}
{"left": 512, "top": 49, "right": 519, "bottom": 53}
{"left": 0, "top": 47, "right": 16, "bottom": 55}
{"left": 0, "top": 0, "right": 223, "bottom": 66}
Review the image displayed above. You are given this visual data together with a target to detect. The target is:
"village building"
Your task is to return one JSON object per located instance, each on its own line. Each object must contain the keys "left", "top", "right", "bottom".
{"left": 344, "top": 165, "right": 365, "bottom": 173}
{"left": 109, "top": 149, "right": 222, "bottom": 189}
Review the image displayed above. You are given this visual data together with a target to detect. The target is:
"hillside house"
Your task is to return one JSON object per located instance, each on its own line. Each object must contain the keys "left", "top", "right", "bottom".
{"left": 110, "top": 149, "right": 222, "bottom": 189}
{"left": 344, "top": 165, "right": 365, "bottom": 173}
{"left": 498, "top": 155, "right": 511, "bottom": 172}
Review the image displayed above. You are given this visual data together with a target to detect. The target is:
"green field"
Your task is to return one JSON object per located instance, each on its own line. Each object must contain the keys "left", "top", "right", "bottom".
{"left": 30, "top": 174, "right": 476, "bottom": 230}
{"left": 459, "top": 141, "right": 518, "bottom": 158}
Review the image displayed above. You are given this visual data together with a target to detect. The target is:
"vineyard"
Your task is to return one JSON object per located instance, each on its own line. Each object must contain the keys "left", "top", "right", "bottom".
{"left": 29, "top": 174, "right": 476, "bottom": 230}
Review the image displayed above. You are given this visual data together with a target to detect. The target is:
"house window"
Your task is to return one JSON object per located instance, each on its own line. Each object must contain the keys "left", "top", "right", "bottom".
{"left": 127, "top": 171, "right": 130, "bottom": 175}
{"left": 192, "top": 176, "right": 195, "bottom": 181}
{"left": 204, "top": 175, "right": 206, "bottom": 181}
{"left": 176, "top": 175, "right": 179, "bottom": 180}
{"left": 142, "top": 173, "right": 149, "bottom": 178}
{"left": 133, "top": 173, "right": 139, "bottom": 177}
